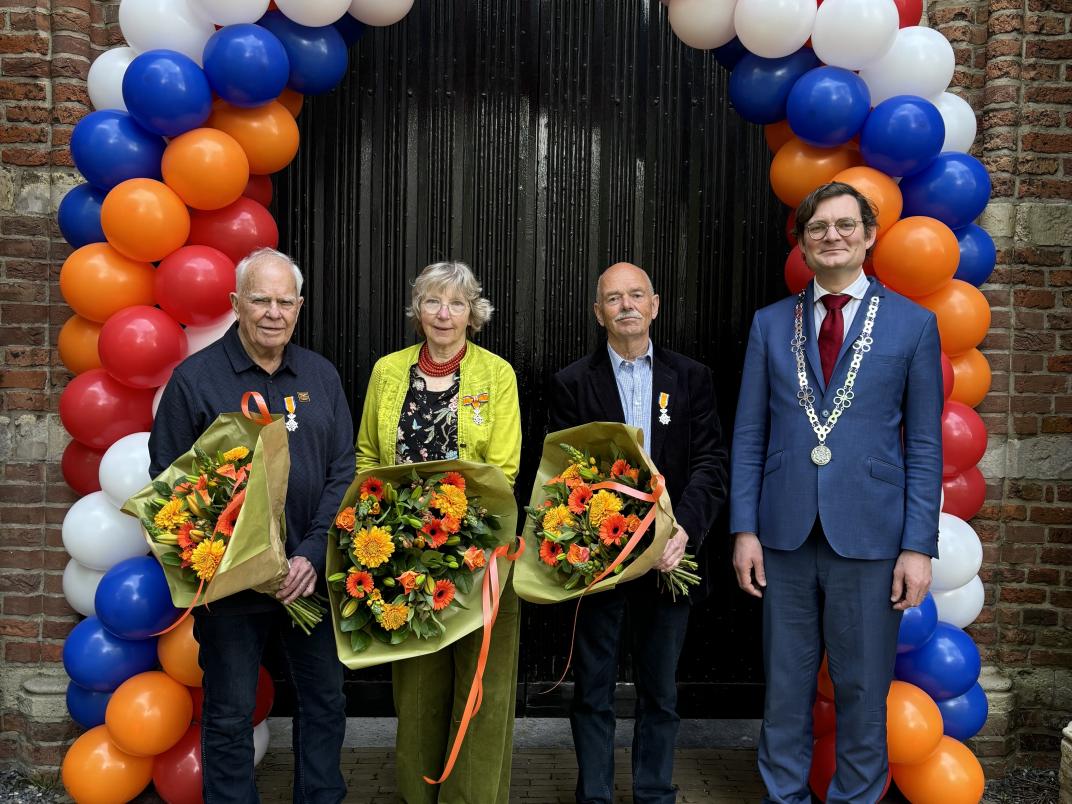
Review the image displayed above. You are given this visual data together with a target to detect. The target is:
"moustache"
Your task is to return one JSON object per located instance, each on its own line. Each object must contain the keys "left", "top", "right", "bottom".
{"left": 615, "top": 313, "right": 643, "bottom": 322}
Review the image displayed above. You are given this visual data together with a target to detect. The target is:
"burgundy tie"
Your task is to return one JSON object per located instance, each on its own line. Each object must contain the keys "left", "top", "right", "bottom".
{"left": 819, "top": 294, "right": 852, "bottom": 384}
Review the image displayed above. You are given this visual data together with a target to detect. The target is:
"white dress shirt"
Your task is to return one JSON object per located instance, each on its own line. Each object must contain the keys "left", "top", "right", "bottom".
{"left": 812, "top": 270, "right": 871, "bottom": 340}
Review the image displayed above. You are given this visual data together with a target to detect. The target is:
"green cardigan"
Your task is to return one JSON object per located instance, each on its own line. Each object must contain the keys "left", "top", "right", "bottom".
{"left": 355, "top": 341, "right": 522, "bottom": 485}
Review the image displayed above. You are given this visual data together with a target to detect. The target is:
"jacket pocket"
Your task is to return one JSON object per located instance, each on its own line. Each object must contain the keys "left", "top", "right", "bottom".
{"left": 869, "top": 456, "right": 905, "bottom": 488}
{"left": 763, "top": 450, "right": 784, "bottom": 476}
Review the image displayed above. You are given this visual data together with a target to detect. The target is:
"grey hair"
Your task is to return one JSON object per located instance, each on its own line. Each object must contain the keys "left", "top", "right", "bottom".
{"left": 235, "top": 248, "right": 304, "bottom": 297}
{"left": 407, "top": 261, "right": 494, "bottom": 336}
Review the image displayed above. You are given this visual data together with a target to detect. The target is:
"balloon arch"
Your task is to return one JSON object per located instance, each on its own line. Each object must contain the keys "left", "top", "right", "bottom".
{"left": 55, "top": 0, "right": 992, "bottom": 801}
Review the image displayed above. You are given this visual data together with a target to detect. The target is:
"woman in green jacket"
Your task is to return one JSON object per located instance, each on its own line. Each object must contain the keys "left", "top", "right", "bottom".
{"left": 355, "top": 260, "right": 521, "bottom": 804}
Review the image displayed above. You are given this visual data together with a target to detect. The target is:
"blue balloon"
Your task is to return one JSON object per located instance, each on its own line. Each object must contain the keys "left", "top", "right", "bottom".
{"left": 860, "top": 95, "right": 945, "bottom": 178}
{"left": 62, "top": 616, "right": 158, "bottom": 692}
{"left": 57, "top": 184, "right": 107, "bottom": 249}
{"left": 953, "top": 223, "right": 997, "bottom": 286}
{"left": 713, "top": 37, "right": 748, "bottom": 71}
{"left": 937, "top": 681, "right": 989, "bottom": 741}
{"left": 203, "top": 24, "right": 290, "bottom": 108}
{"left": 900, "top": 153, "right": 993, "bottom": 231}
{"left": 897, "top": 592, "right": 938, "bottom": 654}
{"left": 894, "top": 622, "right": 981, "bottom": 701}
{"left": 95, "top": 556, "right": 182, "bottom": 640}
{"left": 257, "top": 12, "right": 349, "bottom": 95}
{"left": 786, "top": 66, "right": 871, "bottom": 148}
{"left": 333, "top": 13, "right": 367, "bottom": 48}
{"left": 728, "top": 48, "right": 821, "bottom": 125}
{"left": 69, "top": 110, "right": 166, "bottom": 191}
{"left": 66, "top": 681, "right": 112, "bottom": 729}
{"left": 122, "top": 49, "right": 213, "bottom": 137}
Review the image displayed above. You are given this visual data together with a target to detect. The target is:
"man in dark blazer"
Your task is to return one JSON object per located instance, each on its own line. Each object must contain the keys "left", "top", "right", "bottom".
{"left": 731, "top": 182, "right": 943, "bottom": 803}
{"left": 548, "top": 261, "right": 728, "bottom": 804}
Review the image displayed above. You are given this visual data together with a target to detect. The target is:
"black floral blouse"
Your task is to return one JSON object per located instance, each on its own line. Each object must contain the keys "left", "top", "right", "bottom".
{"left": 395, "top": 365, "right": 460, "bottom": 464}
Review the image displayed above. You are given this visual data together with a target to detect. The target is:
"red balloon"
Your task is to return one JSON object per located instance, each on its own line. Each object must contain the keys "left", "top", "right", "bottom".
{"left": 59, "top": 369, "right": 155, "bottom": 450}
{"left": 786, "top": 210, "right": 797, "bottom": 245}
{"left": 152, "top": 723, "right": 203, "bottom": 804}
{"left": 893, "top": 0, "right": 923, "bottom": 27}
{"left": 189, "top": 687, "right": 203, "bottom": 723}
{"left": 943, "top": 465, "right": 986, "bottom": 521}
{"left": 253, "top": 666, "right": 275, "bottom": 725}
{"left": 941, "top": 352, "right": 954, "bottom": 400}
{"left": 813, "top": 696, "right": 836, "bottom": 739}
{"left": 809, "top": 733, "right": 891, "bottom": 801}
{"left": 785, "top": 247, "right": 813, "bottom": 295}
{"left": 62, "top": 440, "right": 105, "bottom": 496}
{"left": 186, "top": 198, "right": 279, "bottom": 265}
{"left": 242, "top": 174, "right": 273, "bottom": 208}
{"left": 155, "top": 246, "right": 237, "bottom": 326}
{"left": 942, "top": 400, "right": 988, "bottom": 477}
{"left": 98, "top": 306, "right": 188, "bottom": 389}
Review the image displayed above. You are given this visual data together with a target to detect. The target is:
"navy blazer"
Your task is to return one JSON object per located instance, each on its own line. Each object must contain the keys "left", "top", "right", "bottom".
{"left": 548, "top": 344, "right": 729, "bottom": 600}
{"left": 729, "top": 277, "right": 943, "bottom": 559}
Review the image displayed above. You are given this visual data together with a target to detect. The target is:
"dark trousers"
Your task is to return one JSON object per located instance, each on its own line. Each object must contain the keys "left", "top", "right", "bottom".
{"left": 758, "top": 524, "right": 902, "bottom": 804}
{"left": 569, "top": 579, "right": 691, "bottom": 804}
{"left": 194, "top": 607, "right": 347, "bottom": 804}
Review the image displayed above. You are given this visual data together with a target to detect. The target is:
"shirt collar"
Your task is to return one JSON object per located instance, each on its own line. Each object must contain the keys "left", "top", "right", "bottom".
{"left": 222, "top": 322, "right": 297, "bottom": 376}
{"left": 607, "top": 340, "right": 653, "bottom": 372}
{"left": 813, "top": 271, "right": 870, "bottom": 304}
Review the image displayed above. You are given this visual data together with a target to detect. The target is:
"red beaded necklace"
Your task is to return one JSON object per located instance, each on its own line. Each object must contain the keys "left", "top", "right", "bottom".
{"left": 418, "top": 342, "right": 466, "bottom": 377}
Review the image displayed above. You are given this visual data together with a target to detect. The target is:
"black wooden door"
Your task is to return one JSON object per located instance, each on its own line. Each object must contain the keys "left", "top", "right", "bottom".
{"left": 275, "top": 0, "right": 786, "bottom": 718}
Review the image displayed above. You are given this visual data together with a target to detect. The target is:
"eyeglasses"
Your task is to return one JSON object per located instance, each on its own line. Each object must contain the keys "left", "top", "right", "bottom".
{"left": 421, "top": 298, "right": 469, "bottom": 316}
{"left": 804, "top": 218, "right": 861, "bottom": 240}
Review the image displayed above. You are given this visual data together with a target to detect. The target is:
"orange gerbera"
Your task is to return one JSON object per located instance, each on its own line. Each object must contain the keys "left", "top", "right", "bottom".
{"left": 397, "top": 570, "right": 420, "bottom": 593}
{"left": 359, "top": 476, "right": 385, "bottom": 500}
{"left": 567, "top": 484, "right": 593, "bottom": 515}
{"left": 431, "top": 579, "right": 456, "bottom": 611}
{"left": 176, "top": 522, "right": 195, "bottom": 551}
{"left": 599, "top": 513, "right": 628, "bottom": 547}
{"left": 539, "top": 540, "right": 563, "bottom": 567}
{"left": 441, "top": 471, "right": 466, "bottom": 491}
{"left": 625, "top": 514, "right": 642, "bottom": 532}
{"left": 566, "top": 544, "right": 590, "bottom": 565}
{"left": 611, "top": 459, "right": 632, "bottom": 477}
{"left": 345, "top": 570, "right": 374, "bottom": 599}
{"left": 335, "top": 507, "right": 357, "bottom": 532}
{"left": 441, "top": 515, "right": 461, "bottom": 534}
{"left": 421, "top": 518, "right": 448, "bottom": 548}
{"left": 213, "top": 488, "right": 246, "bottom": 537}
{"left": 462, "top": 546, "right": 486, "bottom": 570}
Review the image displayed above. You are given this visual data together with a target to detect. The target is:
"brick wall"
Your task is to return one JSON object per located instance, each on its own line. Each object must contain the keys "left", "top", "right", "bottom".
{"left": 1, "top": 0, "right": 1069, "bottom": 774}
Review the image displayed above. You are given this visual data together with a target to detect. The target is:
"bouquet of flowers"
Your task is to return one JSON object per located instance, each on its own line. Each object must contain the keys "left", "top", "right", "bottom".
{"left": 513, "top": 422, "right": 695, "bottom": 604}
{"left": 326, "top": 459, "right": 519, "bottom": 669}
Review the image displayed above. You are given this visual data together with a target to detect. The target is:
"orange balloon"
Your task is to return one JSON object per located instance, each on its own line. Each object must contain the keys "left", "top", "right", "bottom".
{"left": 105, "top": 671, "right": 194, "bottom": 757}
{"left": 277, "top": 87, "right": 304, "bottom": 117}
{"left": 59, "top": 243, "right": 155, "bottom": 323}
{"left": 872, "top": 216, "right": 959, "bottom": 298}
{"left": 886, "top": 680, "right": 944, "bottom": 764}
{"left": 765, "top": 120, "right": 794, "bottom": 153}
{"left": 58, "top": 315, "right": 103, "bottom": 375}
{"left": 61, "top": 725, "right": 153, "bottom": 804}
{"left": 817, "top": 654, "right": 835, "bottom": 700}
{"left": 770, "top": 138, "right": 863, "bottom": 208}
{"left": 158, "top": 615, "right": 203, "bottom": 687}
{"left": 891, "top": 736, "right": 985, "bottom": 804}
{"left": 915, "top": 279, "right": 992, "bottom": 357}
{"left": 831, "top": 166, "right": 903, "bottom": 237}
{"left": 101, "top": 179, "right": 191, "bottom": 263}
{"left": 162, "top": 128, "right": 251, "bottom": 211}
{"left": 950, "top": 348, "right": 992, "bottom": 407}
{"left": 208, "top": 100, "right": 299, "bottom": 175}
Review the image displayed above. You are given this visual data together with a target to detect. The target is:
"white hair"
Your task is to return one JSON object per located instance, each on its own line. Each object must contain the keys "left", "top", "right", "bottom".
{"left": 407, "top": 261, "right": 494, "bottom": 336}
{"left": 235, "top": 248, "right": 304, "bottom": 297}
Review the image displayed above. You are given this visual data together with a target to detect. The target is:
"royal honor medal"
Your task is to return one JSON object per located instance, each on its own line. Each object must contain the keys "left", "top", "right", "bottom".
{"left": 284, "top": 395, "right": 299, "bottom": 432}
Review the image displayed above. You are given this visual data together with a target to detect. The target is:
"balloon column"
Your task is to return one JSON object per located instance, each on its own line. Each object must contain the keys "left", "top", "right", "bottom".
{"left": 59, "top": 1, "right": 413, "bottom": 800}
{"left": 668, "top": 1, "right": 990, "bottom": 801}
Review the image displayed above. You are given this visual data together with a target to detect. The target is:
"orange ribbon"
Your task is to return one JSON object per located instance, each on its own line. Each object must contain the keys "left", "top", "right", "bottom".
{"left": 151, "top": 577, "right": 205, "bottom": 637}
{"left": 423, "top": 537, "right": 526, "bottom": 786}
{"left": 241, "top": 391, "right": 272, "bottom": 425}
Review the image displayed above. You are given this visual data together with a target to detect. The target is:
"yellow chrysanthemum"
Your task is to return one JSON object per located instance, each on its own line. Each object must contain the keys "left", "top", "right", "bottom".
{"left": 561, "top": 463, "right": 583, "bottom": 482}
{"left": 588, "top": 490, "right": 623, "bottom": 527}
{"left": 431, "top": 483, "right": 468, "bottom": 520}
{"left": 154, "top": 498, "right": 190, "bottom": 530}
{"left": 541, "top": 504, "right": 575, "bottom": 536}
{"left": 222, "top": 446, "right": 250, "bottom": 462}
{"left": 352, "top": 526, "right": 395, "bottom": 568}
{"left": 378, "top": 601, "right": 409, "bottom": 631}
{"left": 190, "top": 539, "right": 226, "bottom": 581}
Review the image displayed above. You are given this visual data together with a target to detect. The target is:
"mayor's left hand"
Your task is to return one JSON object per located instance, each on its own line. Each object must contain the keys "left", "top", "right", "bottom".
{"left": 891, "top": 549, "right": 932, "bottom": 610}
{"left": 277, "top": 555, "right": 317, "bottom": 605}
{"left": 654, "top": 527, "right": 688, "bottom": 573}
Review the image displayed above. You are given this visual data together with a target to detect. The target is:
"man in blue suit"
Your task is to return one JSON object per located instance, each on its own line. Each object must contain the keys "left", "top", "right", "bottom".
{"left": 730, "top": 182, "right": 943, "bottom": 803}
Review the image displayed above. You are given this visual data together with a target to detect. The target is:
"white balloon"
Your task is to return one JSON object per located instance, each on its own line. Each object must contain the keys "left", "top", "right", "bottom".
{"left": 348, "top": 0, "right": 413, "bottom": 27}
{"left": 276, "top": 0, "right": 350, "bottom": 27}
{"left": 191, "top": 0, "right": 270, "bottom": 26}
{"left": 87, "top": 47, "right": 136, "bottom": 112}
{"left": 811, "top": 0, "right": 898, "bottom": 71}
{"left": 734, "top": 0, "right": 815, "bottom": 59}
{"left": 932, "top": 91, "right": 977, "bottom": 153}
{"left": 933, "top": 574, "right": 985, "bottom": 629}
{"left": 931, "top": 512, "right": 983, "bottom": 592}
{"left": 63, "top": 559, "right": 106, "bottom": 617}
{"left": 118, "top": 0, "right": 216, "bottom": 65}
{"left": 184, "top": 311, "right": 236, "bottom": 357}
{"left": 62, "top": 491, "right": 148, "bottom": 572}
{"left": 668, "top": 0, "right": 737, "bottom": 51}
{"left": 859, "top": 26, "right": 956, "bottom": 106}
{"left": 99, "top": 432, "right": 152, "bottom": 508}
{"left": 253, "top": 719, "right": 271, "bottom": 766}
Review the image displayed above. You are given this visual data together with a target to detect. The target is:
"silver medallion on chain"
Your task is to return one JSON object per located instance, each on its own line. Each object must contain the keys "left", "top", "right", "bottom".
{"left": 791, "top": 292, "right": 880, "bottom": 466}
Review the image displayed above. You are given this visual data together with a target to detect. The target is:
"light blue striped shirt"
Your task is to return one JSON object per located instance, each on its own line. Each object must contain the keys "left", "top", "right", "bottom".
{"left": 607, "top": 341, "right": 654, "bottom": 454}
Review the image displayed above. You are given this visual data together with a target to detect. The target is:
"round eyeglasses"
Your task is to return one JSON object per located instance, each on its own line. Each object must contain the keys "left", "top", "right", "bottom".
{"left": 421, "top": 298, "right": 469, "bottom": 316}
{"left": 804, "top": 218, "right": 861, "bottom": 240}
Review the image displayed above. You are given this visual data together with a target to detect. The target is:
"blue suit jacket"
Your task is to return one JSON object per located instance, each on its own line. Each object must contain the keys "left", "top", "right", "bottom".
{"left": 729, "top": 277, "right": 943, "bottom": 559}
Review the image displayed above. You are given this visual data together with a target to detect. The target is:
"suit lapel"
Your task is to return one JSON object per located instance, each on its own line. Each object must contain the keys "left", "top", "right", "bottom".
{"left": 803, "top": 282, "right": 825, "bottom": 394}
{"left": 831, "top": 277, "right": 883, "bottom": 381}
{"left": 590, "top": 348, "right": 625, "bottom": 423}
{"left": 649, "top": 352, "right": 676, "bottom": 464}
